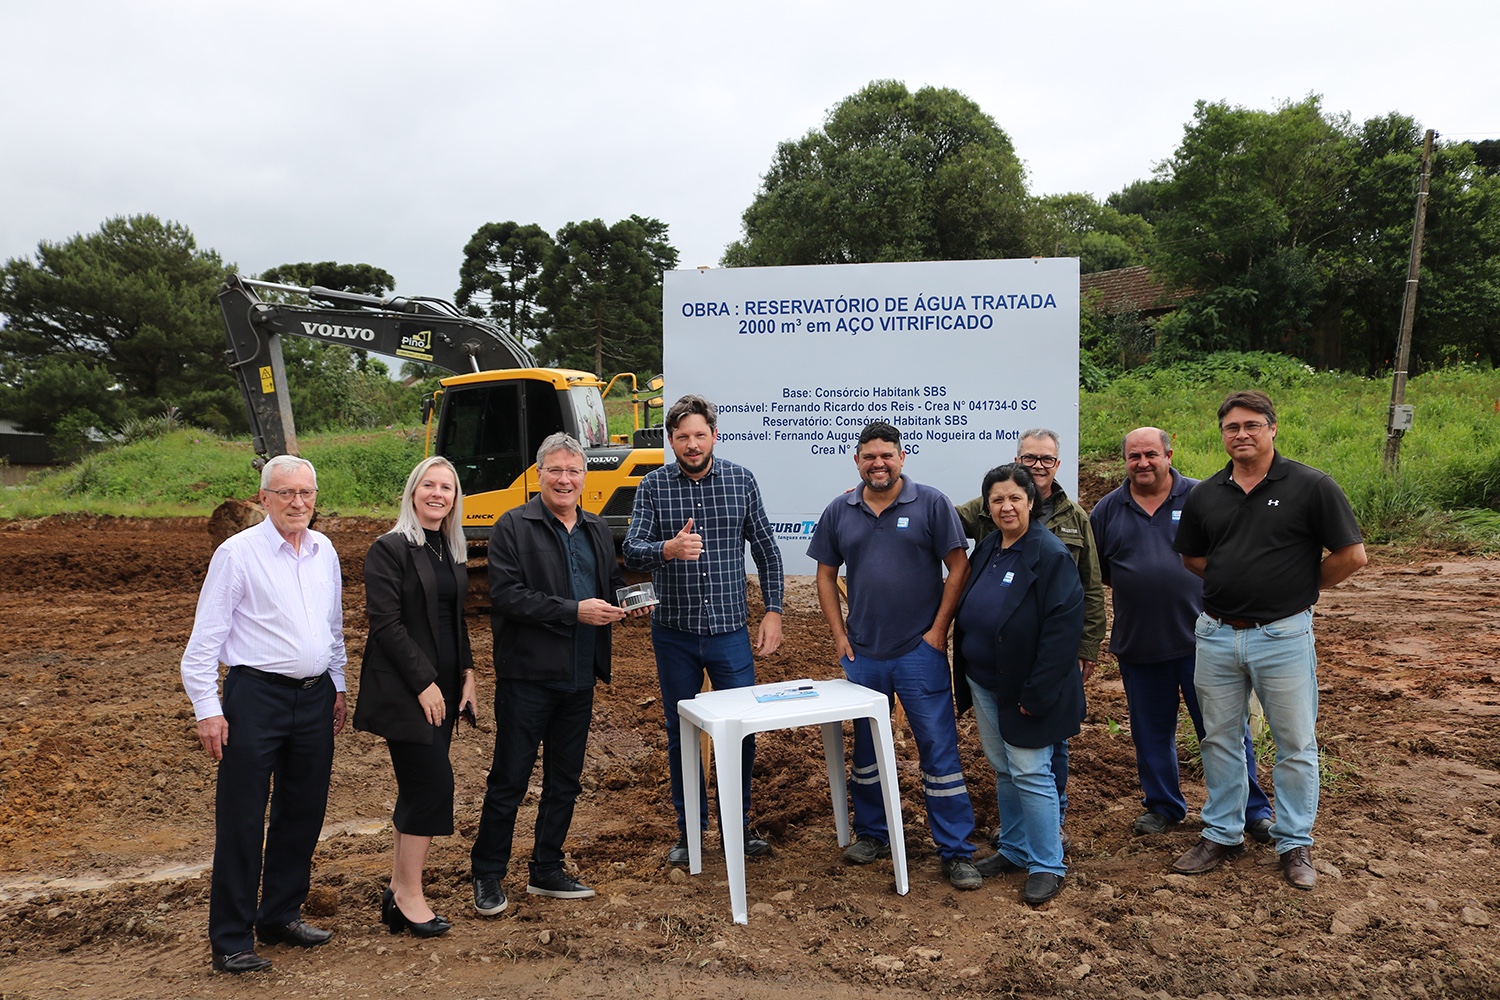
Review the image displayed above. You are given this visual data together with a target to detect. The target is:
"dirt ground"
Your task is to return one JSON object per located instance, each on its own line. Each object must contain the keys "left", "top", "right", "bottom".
{"left": 1, "top": 507, "right": 1498, "bottom": 999}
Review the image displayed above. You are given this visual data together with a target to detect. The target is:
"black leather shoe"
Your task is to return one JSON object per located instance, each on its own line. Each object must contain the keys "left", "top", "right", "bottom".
{"left": 975, "top": 851, "right": 1024, "bottom": 877}
{"left": 473, "top": 875, "right": 508, "bottom": 916}
{"left": 1132, "top": 811, "right": 1175, "bottom": 835}
{"left": 255, "top": 919, "right": 332, "bottom": 948}
{"left": 380, "top": 887, "right": 396, "bottom": 928}
{"left": 1022, "top": 872, "right": 1064, "bottom": 906}
{"left": 666, "top": 834, "right": 690, "bottom": 866}
{"left": 389, "top": 904, "right": 452, "bottom": 938}
{"left": 743, "top": 828, "right": 772, "bottom": 858}
{"left": 212, "top": 949, "right": 272, "bottom": 974}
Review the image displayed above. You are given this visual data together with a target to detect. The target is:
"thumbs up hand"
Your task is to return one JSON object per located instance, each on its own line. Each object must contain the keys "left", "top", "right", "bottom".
{"left": 666, "top": 518, "right": 703, "bottom": 561}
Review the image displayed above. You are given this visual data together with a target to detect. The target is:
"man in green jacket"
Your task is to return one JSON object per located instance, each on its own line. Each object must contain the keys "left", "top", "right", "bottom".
{"left": 956, "top": 428, "right": 1105, "bottom": 849}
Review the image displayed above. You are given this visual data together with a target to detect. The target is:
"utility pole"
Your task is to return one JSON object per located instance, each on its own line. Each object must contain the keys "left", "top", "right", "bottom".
{"left": 1383, "top": 128, "right": 1436, "bottom": 471}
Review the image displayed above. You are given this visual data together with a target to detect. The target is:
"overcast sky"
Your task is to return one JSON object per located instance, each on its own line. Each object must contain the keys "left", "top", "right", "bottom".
{"left": 3, "top": 1, "right": 1496, "bottom": 300}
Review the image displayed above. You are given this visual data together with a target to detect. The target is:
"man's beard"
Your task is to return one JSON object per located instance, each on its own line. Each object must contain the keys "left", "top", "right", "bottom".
{"left": 677, "top": 448, "right": 713, "bottom": 476}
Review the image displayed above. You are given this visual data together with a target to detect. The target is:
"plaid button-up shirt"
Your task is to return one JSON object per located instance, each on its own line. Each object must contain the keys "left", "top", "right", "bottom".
{"left": 622, "top": 457, "right": 784, "bottom": 635}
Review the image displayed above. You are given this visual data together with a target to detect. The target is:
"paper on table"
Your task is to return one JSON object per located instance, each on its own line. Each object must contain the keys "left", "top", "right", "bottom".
{"left": 753, "top": 680, "right": 820, "bottom": 703}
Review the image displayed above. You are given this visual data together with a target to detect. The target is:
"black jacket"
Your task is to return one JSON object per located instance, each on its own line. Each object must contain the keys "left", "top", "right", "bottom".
{"left": 489, "top": 496, "right": 624, "bottom": 685}
{"left": 353, "top": 531, "right": 473, "bottom": 744}
{"left": 953, "top": 523, "right": 1085, "bottom": 748}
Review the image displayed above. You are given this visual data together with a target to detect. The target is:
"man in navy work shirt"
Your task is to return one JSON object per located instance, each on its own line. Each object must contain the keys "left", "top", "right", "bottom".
{"left": 1171, "top": 391, "right": 1366, "bottom": 890}
{"left": 807, "top": 421, "right": 980, "bottom": 891}
{"left": 180, "top": 455, "right": 347, "bottom": 974}
{"left": 1091, "top": 426, "right": 1273, "bottom": 840}
{"left": 623, "top": 394, "right": 785, "bottom": 865}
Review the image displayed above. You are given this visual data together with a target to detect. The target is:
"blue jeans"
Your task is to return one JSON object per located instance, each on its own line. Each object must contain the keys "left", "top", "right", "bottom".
{"left": 653, "top": 623, "right": 755, "bottom": 834}
{"left": 968, "top": 678, "right": 1064, "bottom": 876}
{"left": 1120, "top": 653, "right": 1273, "bottom": 825}
{"left": 843, "top": 642, "right": 975, "bottom": 860}
{"left": 1193, "top": 610, "right": 1318, "bottom": 850}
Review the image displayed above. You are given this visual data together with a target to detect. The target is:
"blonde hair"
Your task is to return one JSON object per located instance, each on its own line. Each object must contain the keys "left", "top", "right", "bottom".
{"left": 389, "top": 456, "right": 465, "bottom": 559}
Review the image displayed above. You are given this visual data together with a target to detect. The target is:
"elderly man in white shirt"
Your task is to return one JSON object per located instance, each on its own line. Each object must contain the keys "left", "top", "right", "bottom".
{"left": 181, "top": 454, "right": 347, "bottom": 975}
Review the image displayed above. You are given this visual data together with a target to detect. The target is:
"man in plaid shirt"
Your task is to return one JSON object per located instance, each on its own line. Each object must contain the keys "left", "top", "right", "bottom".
{"left": 623, "top": 394, "right": 785, "bottom": 864}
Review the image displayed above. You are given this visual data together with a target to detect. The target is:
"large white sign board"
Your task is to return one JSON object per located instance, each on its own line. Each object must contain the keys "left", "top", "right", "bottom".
{"left": 663, "top": 258, "right": 1079, "bottom": 573}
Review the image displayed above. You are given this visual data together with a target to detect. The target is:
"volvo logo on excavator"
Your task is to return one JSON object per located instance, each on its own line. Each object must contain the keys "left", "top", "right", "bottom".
{"left": 300, "top": 321, "right": 376, "bottom": 342}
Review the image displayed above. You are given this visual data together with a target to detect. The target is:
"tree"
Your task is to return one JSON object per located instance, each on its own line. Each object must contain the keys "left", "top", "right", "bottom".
{"left": 1150, "top": 98, "right": 1500, "bottom": 371}
{"left": 0, "top": 214, "right": 236, "bottom": 442}
{"left": 258, "top": 261, "right": 394, "bottom": 295}
{"left": 454, "top": 222, "right": 554, "bottom": 348}
{"left": 1149, "top": 97, "right": 1354, "bottom": 361}
{"left": 1106, "top": 179, "right": 1167, "bottom": 224}
{"left": 536, "top": 216, "right": 678, "bottom": 377}
{"left": 723, "top": 80, "right": 1031, "bottom": 266}
{"left": 1028, "top": 193, "right": 1154, "bottom": 273}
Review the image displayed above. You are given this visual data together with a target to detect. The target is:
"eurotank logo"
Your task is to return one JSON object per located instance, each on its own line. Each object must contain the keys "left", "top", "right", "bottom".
{"left": 770, "top": 520, "right": 818, "bottom": 538}
{"left": 301, "top": 321, "right": 375, "bottom": 342}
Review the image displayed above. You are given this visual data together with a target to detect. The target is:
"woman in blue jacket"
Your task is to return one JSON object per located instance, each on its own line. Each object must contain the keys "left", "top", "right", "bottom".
{"left": 953, "top": 464, "right": 1084, "bottom": 906}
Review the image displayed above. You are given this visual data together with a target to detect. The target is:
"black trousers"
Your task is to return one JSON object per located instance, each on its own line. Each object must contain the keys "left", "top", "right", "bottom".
{"left": 470, "top": 678, "right": 593, "bottom": 880}
{"left": 209, "top": 668, "right": 334, "bottom": 955}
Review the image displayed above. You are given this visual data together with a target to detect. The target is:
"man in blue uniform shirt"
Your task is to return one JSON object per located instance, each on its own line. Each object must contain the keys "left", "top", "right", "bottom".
{"left": 807, "top": 421, "right": 979, "bottom": 890}
{"left": 1090, "top": 427, "right": 1273, "bottom": 839}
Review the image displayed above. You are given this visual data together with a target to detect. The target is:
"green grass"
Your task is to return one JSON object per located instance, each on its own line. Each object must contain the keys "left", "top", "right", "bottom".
{"left": 1, "top": 399, "right": 655, "bottom": 519}
{"left": 1, "top": 426, "right": 427, "bottom": 519}
{"left": 6, "top": 358, "right": 1496, "bottom": 540}
{"left": 1083, "top": 359, "right": 1500, "bottom": 551}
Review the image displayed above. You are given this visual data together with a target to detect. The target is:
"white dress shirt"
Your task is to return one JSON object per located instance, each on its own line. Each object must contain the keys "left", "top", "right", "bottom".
{"left": 180, "top": 516, "right": 347, "bottom": 721}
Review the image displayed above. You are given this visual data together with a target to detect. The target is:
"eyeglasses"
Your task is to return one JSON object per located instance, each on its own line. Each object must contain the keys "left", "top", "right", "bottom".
{"left": 266, "top": 488, "right": 317, "bottom": 500}
{"left": 541, "top": 466, "right": 586, "bottom": 479}
{"left": 1220, "top": 421, "right": 1270, "bottom": 436}
{"left": 1017, "top": 454, "right": 1059, "bottom": 469}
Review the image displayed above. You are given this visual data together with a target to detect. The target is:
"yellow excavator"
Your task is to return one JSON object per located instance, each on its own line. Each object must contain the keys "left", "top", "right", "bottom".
{"left": 216, "top": 273, "right": 664, "bottom": 543}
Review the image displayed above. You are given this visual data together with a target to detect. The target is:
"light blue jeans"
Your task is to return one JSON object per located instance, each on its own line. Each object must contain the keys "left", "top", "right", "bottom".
{"left": 1193, "top": 609, "right": 1318, "bottom": 850}
{"left": 967, "top": 679, "right": 1065, "bottom": 877}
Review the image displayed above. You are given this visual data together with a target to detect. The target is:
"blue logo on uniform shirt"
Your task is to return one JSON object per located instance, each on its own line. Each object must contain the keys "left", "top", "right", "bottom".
{"left": 897, "top": 517, "right": 910, "bottom": 529}
{"left": 1002, "top": 571, "right": 1015, "bottom": 586}
{"left": 1172, "top": 509, "right": 1182, "bottom": 522}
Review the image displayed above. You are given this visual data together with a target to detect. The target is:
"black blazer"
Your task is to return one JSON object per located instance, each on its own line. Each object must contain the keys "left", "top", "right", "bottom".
{"left": 953, "top": 522, "right": 1086, "bottom": 748}
{"left": 489, "top": 495, "right": 624, "bottom": 685}
{"left": 353, "top": 531, "right": 473, "bottom": 744}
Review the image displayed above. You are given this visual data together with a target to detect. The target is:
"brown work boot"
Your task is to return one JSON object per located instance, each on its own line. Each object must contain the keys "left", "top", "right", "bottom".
{"left": 1171, "top": 837, "right": 1245, "bottom": 875}
{"left": 1279, "top": 846, "right": 1316, "bottom": 890}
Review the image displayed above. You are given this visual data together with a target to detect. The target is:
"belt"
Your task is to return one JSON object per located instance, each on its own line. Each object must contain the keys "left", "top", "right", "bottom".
{"left": 1205, "top": 607, "right": 1310, "bottom": 630}
{"left": 233, "top": 665, "right": 327, "bottom": 689}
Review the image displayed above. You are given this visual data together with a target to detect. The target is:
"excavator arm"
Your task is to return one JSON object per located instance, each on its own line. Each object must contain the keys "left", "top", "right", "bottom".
{"left": 216, "top": 273, "right": 665, "bottom": 546}
{"left": 217, "top": 273, "right": 536, "bottom": 464}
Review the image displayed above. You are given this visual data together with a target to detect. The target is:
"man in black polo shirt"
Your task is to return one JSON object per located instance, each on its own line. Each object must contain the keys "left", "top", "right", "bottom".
{"left": 1170, "top": 390, "right": 1366, "bottom": 890}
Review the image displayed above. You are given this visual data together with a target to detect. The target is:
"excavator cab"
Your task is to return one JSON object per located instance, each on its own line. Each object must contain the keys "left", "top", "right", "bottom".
{"left": 429, "top": 368, "right": 653, "bottom": 540}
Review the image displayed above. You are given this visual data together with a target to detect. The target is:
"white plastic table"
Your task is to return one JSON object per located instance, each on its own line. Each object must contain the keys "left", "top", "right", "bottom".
{"left": 677, "top": 677, "right": 909, "bottom": 924}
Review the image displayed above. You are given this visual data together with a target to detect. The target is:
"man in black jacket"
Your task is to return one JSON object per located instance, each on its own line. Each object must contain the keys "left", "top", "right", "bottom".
{"left": 470, "top": 433, "right": 631, "bottom": 915}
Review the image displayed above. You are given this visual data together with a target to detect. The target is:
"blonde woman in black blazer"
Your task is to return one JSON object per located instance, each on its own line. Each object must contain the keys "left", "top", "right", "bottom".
{"left": 353, "top": 456, "right": 475, "bottom": 937}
